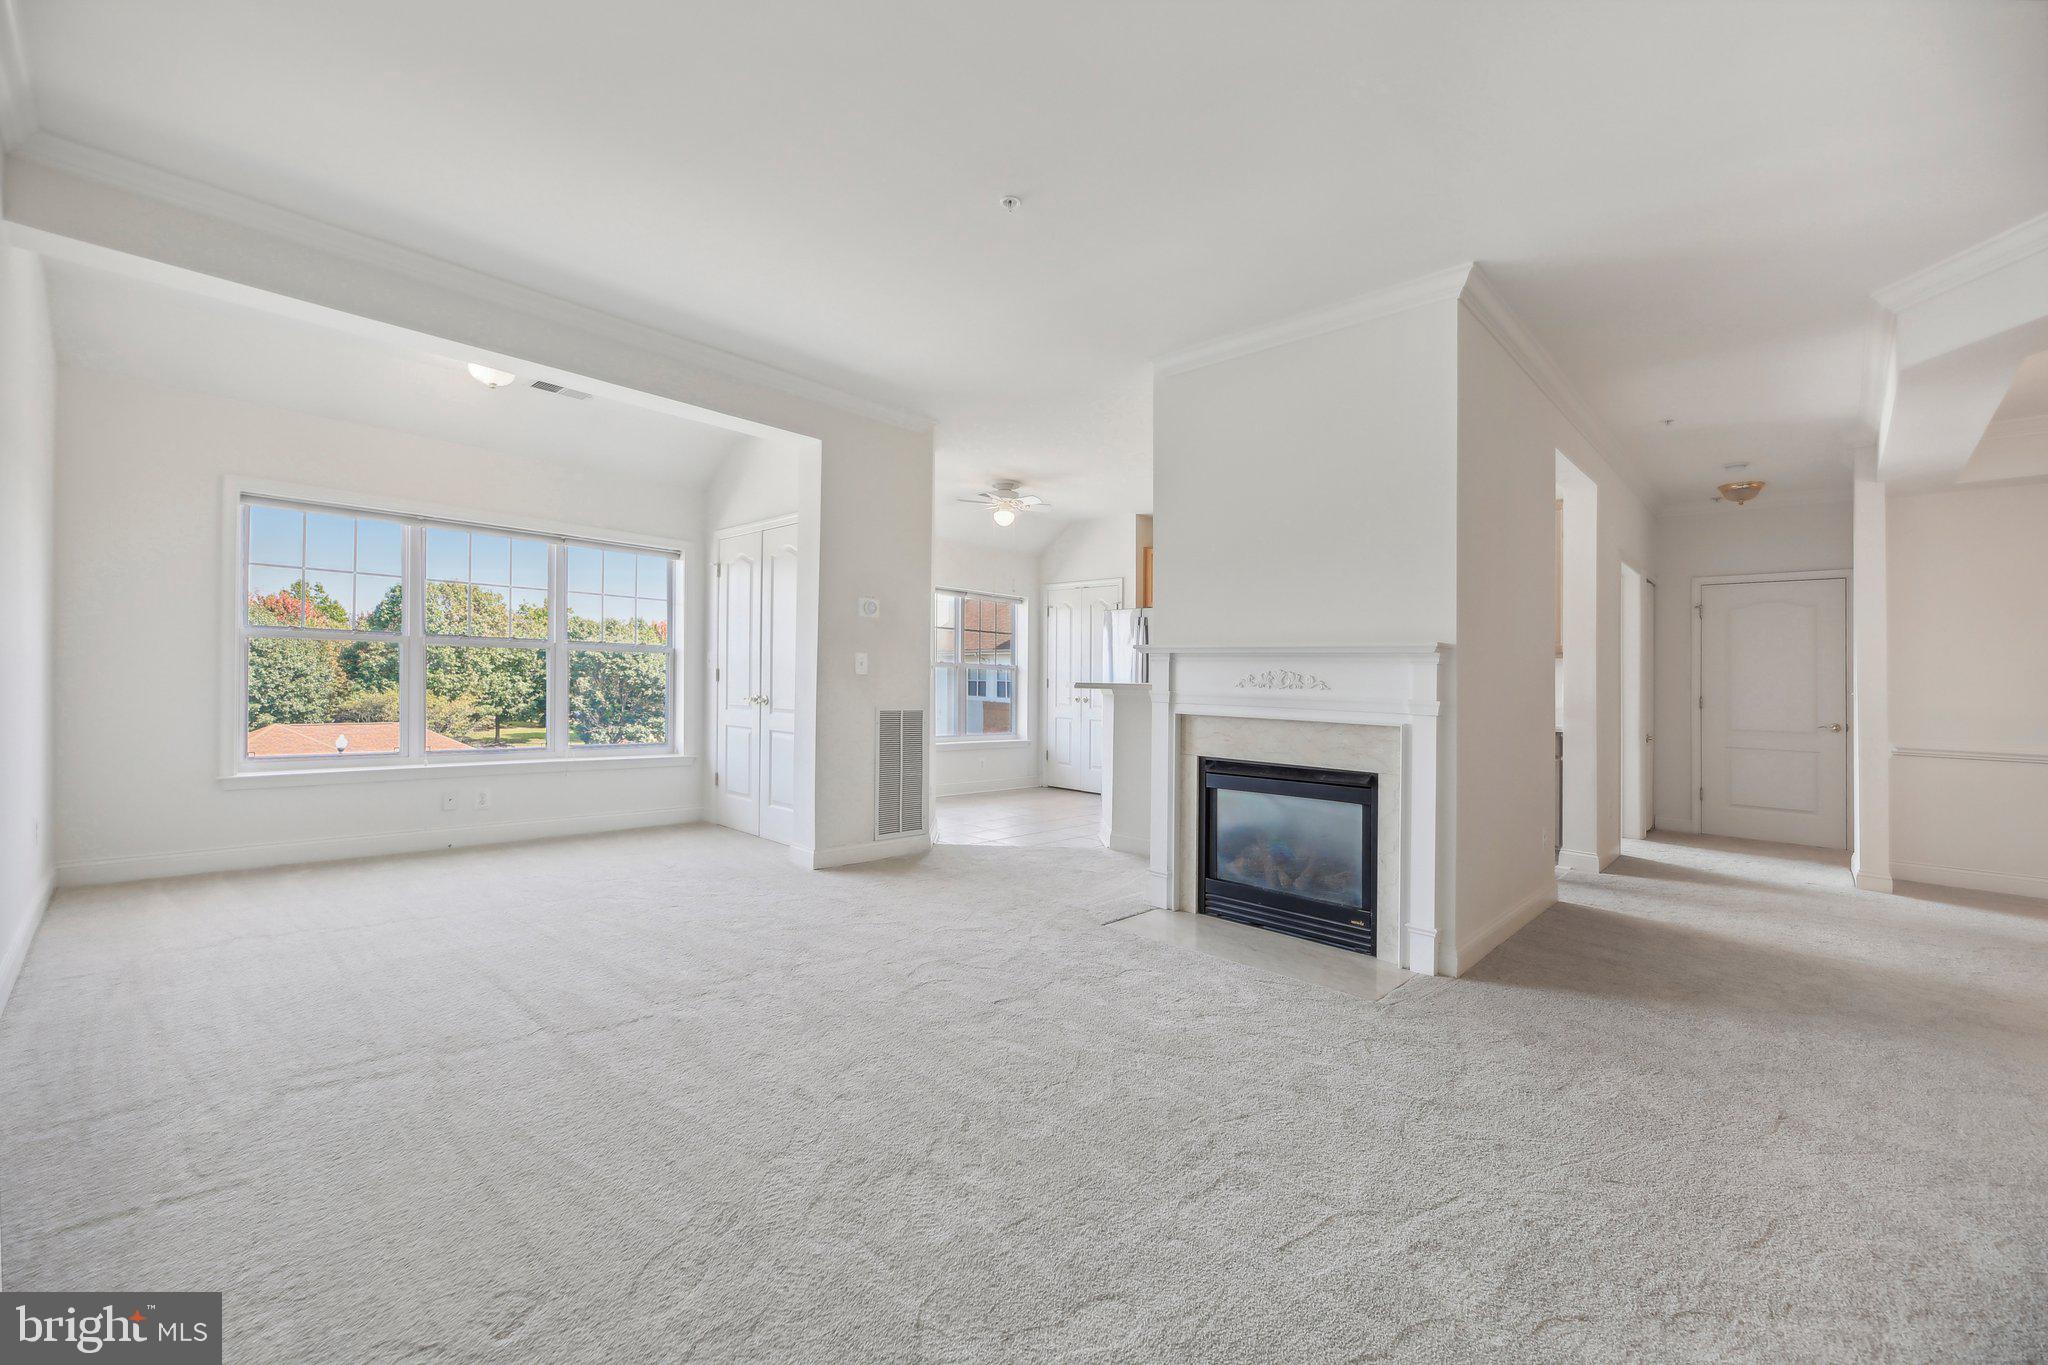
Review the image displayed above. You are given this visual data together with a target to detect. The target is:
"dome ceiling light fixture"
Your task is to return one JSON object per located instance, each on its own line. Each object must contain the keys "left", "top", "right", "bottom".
{"left": 1715, "top": 480, "right": 1767, "bottom": 506}
{"left": 466, "top": 362, "right": 517, "bottom": 389}
{"left": 958, "top": 479, "right": 1047, "bottom": 528}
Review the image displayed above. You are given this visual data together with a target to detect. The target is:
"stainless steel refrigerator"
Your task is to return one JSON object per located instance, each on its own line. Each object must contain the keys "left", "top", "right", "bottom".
{"left": 1102, "top": 608, "right": 1150, "bottom": 684}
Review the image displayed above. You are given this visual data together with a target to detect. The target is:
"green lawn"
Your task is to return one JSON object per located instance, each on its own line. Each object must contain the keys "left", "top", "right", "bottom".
{"left": 486, "top": 724, "right": 547, "bottom": 747}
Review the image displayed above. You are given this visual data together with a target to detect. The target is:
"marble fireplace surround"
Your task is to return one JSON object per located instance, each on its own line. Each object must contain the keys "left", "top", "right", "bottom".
{"left": 1144, "top": 645, "right": 1448, "bottom": 976}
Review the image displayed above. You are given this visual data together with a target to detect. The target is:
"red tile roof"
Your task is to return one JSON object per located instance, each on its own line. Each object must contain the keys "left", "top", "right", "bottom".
{"left": 245, "top": 723, "right": 470, "bottom": 756}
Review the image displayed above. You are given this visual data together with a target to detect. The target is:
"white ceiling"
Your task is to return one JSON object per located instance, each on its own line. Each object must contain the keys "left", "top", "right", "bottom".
{"left": 17, "top": 1, "right": 2048, "bottom": 526}
{"left": 45, "top": 260, "right": 752, "bottom": 484}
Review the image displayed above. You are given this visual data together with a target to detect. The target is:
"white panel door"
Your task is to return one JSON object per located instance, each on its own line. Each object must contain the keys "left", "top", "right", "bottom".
{"left": 758, "top": 528, "right": 801, "bottom": 846}
{"left": 714, "top": 531, "right": 762, "bottom": 835}
{"left": 1700, "top": 577, "right": 1847, "bottom": 849}
{"left": 1044, "top": 582, "right": 1119, "bottom": 793}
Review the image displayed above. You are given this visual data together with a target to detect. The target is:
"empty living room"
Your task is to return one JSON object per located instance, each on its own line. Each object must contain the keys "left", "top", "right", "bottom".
{"left": 3, "top": 3, "right": 2046, "bottom": 1360}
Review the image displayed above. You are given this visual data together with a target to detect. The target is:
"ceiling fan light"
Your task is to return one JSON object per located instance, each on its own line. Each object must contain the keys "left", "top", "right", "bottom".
{"left": 992, "top": 506, "right": 1017, "bottom": 527}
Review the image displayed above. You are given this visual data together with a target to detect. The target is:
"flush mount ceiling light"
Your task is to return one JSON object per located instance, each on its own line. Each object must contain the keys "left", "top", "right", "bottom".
{"left": 466, "top": 362, "right": 517, "bottom": 389}
{"left": 1715, "top": 480, "right": 1767, "bottom": 506}
{"left": 958, "top": 479, "right": 1047, "bottom": 527}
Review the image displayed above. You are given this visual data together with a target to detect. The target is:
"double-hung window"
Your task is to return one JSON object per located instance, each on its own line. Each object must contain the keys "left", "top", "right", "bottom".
{"left": 933, "top": 589, "right": 1022, "bottom": 740}
{"left": 236, "top": 495, "right": 678, "bottom": 770}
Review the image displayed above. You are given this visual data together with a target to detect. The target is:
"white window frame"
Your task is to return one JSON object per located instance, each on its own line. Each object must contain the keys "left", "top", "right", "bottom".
{"left": 223, "top": 480, "right": 691, "bottom": 782}
{"left": 932, "top": 586, "right": 1026, "bottom": 747}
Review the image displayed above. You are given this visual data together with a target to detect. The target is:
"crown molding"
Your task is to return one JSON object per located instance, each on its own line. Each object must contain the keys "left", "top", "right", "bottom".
{"left": 1455, "top": 263, "right": 1653, "bottom": 505}
{"left": 11, "top": 132, "right": 934, "bottom": 433}
{"left": 1653, "top": 486, "right": 1852, "bottom": 519}
{"left": 1873, "top": 210, "right": 2048, "bottom": 315}
{"left": 0, "top": 0, "right": 36, "bottom": 150}
{"left": 1152, "top": 263, "right": 1475, "bottom": 379}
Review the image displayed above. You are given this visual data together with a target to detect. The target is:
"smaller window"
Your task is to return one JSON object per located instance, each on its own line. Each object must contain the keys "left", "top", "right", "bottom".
{"left": 933, "top": 589, "right": 1022, "bottom": 740}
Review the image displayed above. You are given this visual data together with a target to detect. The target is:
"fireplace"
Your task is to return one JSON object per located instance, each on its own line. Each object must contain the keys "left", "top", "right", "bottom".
{"left": 1198, "top": 756, "right": 1377, "bottom": 955}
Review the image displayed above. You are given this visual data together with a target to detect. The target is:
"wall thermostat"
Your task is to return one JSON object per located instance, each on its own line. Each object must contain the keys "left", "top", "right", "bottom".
{"left": 857, "top": 597, "right": 881, "bottom": 619}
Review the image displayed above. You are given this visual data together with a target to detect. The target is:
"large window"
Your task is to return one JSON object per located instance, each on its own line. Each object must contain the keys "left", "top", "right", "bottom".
{"left": 237, "top": 496, "right": 678, "bottom": 770}
{"left": 933, "top": 589, "right": 1021, "bottom": 740}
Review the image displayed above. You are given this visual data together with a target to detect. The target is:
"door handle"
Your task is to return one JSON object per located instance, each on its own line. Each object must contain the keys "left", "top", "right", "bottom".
{"left": 1818, "top": 723, "right": 1844, "bottom": 732}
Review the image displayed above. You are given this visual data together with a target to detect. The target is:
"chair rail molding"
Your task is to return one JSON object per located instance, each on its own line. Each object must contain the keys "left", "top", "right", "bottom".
{"left": 1892, "top": 746, "right": 2048, "bottom": 766}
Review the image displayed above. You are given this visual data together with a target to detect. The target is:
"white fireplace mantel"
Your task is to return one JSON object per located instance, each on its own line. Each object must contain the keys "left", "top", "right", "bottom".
{"left": 1142, "top": 642, "right": 1450, "bottom": 976}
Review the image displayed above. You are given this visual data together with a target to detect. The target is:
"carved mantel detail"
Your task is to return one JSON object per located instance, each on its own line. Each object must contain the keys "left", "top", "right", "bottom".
{"left": 1235, "top": 669, "right": 1331, "bottom": 691}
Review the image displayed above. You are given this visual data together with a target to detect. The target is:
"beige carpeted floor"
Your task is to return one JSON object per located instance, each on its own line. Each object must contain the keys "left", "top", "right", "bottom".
{"left": 2, "top": 827, "right": 2043, "bottom": 1362}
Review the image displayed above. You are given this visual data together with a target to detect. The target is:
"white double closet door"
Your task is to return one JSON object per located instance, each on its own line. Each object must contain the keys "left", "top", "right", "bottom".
{"left": 1043, "top": 581, "right": 1120, "bottom": 794}
{"left": 714, "top": 520, "right": 799, "bottom": 845}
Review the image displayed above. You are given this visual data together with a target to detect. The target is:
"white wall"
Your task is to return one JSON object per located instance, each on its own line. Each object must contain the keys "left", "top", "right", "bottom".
{"left": 1041, "top": 515, "right": 1138, "bottom": 601}
{"left": 53, "top": 367, "right": 708, "bottom": 882}
{"left": 0, "top": 247, "right": 55, "bottom": 1012}
{"left": 1650, "top": 499, "right": 1853, "bottom": 832}
{"left": 1886, "top": 482, "right": 2048, "bottom": 897}
{"left": 1153, "top": 304, "right": 1458, "bottom": 648}
{"left": 931, "top": 537, "right": 1040, "bottom": 797}
{"left": 705, "top": 436, "right": 798, "bottom": 533}
{"left": 1456, "top": 307, "right": 1653, "bottom": 965}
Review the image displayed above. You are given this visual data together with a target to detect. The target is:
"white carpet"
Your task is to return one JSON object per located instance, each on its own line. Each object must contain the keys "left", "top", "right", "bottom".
{"left": 1, "top": 826, "right": 2043, "bottom": 1361}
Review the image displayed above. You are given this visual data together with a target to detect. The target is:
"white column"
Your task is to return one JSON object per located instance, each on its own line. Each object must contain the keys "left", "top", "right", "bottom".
{"left": 1145, "top": 657, "right": 1175, "bottom": 909}
{"left": 1851, "top": 451, "right": 1893, "bottom": 891}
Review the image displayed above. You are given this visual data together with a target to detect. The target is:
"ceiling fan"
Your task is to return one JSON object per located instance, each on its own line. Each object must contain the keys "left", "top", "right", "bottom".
{"left": 958, "top": 479, "right": 1048, "bottom": 527}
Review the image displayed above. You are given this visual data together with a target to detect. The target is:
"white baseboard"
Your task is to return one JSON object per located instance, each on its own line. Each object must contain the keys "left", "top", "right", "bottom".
{"left": 794, "top": 834, "right": 932, "bottom": 869}
{"left": 1403, "top": 923, "right": 1440, "bottom": 977}
{"left": 934, "top": 775, "right": 1041, "bottom": 799}
{"left": 1891, "top": 859, "right": 2048, "bottom": 901}
{"left": 1106, "top": 831, "right": 1149, "bottom": 856}
{"left": 1557, "top": 847, "right": 1601, "bottom": 874}
{"left": 1449, "top": 883, "right": 1555, "bottom": 977}
{"left": 54, "top": 807, "right": 702, "bottom": 888}
{"left": 1147, "top": 868, "right": 1173, "bottom": 909}
{"left": 1850, "top": 855, "right": 1895, "bottom": 893}
{"left": 0, "top": 870, "right": 54, "bottom": 1021}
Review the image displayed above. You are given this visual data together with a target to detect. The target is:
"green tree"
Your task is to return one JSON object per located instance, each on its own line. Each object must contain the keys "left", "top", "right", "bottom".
{"left": 569, "top": 651, "right": 668, "bottom": 745}
{"left": 247, "top": 637, "right": 344, "bottom": 727}
{"left": 426, "top": 645, "right": 545, "bottom": 745}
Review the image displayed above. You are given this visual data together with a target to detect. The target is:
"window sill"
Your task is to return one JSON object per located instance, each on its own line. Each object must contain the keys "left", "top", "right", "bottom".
{"left": 935, "top": 737, "right": 1031, "bottom": 749}
{"left": 220, "top": 751, "right": 698, "bottom": 789}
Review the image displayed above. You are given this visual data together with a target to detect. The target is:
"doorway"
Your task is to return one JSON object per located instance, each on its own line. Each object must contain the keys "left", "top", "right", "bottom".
{"left": 1694, "top": 571, "right": 1849, "bottom": 849}
{"left": 1620, "top": 562, "right": 1655, "bottom": 840}
{"left": 1043, "top": 579, "right": 1121, "bottom": 793}
{"left": 713, "top": 517, "right": 800, "bottom": 844}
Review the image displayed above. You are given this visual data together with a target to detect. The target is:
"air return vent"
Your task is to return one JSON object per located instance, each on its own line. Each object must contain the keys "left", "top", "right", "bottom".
{"left": 876, "top": 709, "right": 927, "bottom": 838}
{"left": 529, "top": 380, "right": 593, "bottom": 400}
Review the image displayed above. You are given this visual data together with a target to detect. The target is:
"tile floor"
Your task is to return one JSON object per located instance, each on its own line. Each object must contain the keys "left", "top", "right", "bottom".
{"left": 933, "top": 786, "right": 1103, "bottom": 849}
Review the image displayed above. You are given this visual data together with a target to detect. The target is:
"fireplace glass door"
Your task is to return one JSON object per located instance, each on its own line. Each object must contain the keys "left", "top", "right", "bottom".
{"left": 1200, "top": 758, "right": 1377, "bottom": 955}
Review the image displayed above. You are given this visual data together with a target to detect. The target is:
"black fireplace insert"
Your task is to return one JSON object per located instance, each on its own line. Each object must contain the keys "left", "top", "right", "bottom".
{"left": 1199, "top": 757, "right": 1377, "bottom": 955}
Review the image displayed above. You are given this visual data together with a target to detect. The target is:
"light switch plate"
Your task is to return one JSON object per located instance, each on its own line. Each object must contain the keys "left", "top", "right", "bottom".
{"left": 854, "top": 652, "right": 870, "bottom": 675}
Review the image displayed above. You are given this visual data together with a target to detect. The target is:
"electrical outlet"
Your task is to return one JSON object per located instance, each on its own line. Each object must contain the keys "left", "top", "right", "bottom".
{"left": 440, "top": 791, "right": 458, "bottom": 813}
{"left": 476, "top": 790, "right": 491, "bottom": 810}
